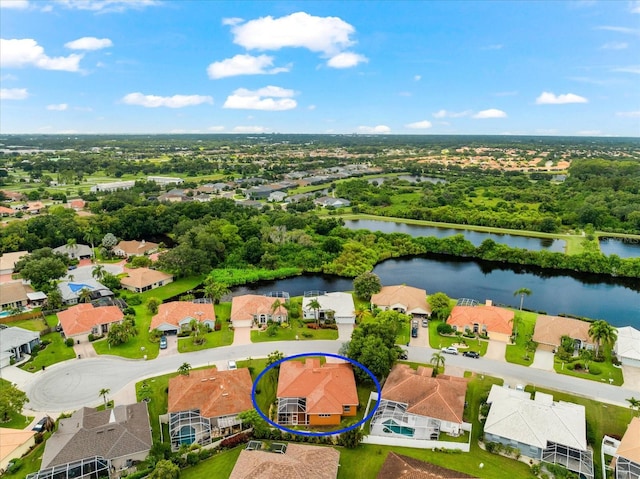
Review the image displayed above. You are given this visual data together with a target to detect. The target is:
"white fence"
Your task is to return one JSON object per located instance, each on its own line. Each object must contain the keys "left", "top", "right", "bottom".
{"left": 362, "top": 434, "right": 471, "bottom": 452}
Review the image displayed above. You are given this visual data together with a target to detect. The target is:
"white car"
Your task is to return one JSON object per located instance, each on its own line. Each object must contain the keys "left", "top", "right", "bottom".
{"left": 227, "top": 360, "right": 237, "bottom": 370}
{"left": 441, "top": 346, "right": 459, "bottom": 355}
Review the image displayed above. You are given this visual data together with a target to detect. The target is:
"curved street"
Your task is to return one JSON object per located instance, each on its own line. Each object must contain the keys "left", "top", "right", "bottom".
{"left": 11, "top": 339, "right": 640, "bottom": 413}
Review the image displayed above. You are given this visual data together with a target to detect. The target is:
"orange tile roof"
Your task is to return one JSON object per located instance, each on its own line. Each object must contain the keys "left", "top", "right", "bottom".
{"left": 150, "top": 301, "right": 215, "bottom": 330}
{"left": 277, "top": 359, "right": 358, "bottom": 415}
{"left": 532, "top": 315, "right": 592, "bottom": 347}
{"left": 377, "top": 452, "right": 478, "bottom": 479}
{"left": 0, "top": 206, "right": 15, "bottom": 214}
{"left": 371, "top": 285, "right": 430, "bottom": 314}
{"left": 168, "top": 367, "right": 253, "bottom": 418}
{"left": 447, "top": 305, "right": 513, "bottom": 336}
{"left": 618, "top": 417, "right": 640, "bottom": 464}
{"left": 57, "top": 303, "right": 124, "bottom": 337}
{"left": 69, "top": 199, "right": 86, "bottom": 209}
{"left": 231, "top": 294, "right": 288, "bottom": 322}
{"left": 115, "top": 240, "right": 158, "bottom": 256}
{"left": 381, "top": 364, "right": 468, "bottom": 423}
{"left": 120, "top": 267, "right": 173, "bottom": 290}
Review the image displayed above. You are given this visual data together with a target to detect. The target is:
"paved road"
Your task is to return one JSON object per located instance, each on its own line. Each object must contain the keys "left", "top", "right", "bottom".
{"left": 18, "top": 341, "right": 640, "bottom": 412}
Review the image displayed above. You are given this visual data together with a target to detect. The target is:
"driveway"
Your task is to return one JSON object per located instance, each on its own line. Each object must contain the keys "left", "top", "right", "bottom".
{"left": 531, "top": 350, "right": 555, "bottom": 372}
{"left": 158, "top": 334, "right": 178, "bottom": 357}
{"left": 232, "top": 327, "right": 251, "bottom": 346}
{"left": 622, "top": 365, "right": 640, "bottom": 393}
{"left": 409, "top": 325, "right": 430, "bottom": 348}
{"left": 485, "top": 340, "right": 507, "bottom": 361}
{"left": 337, "top": 324, "right": 353, "bottom": 341}
{"left": 73, "top": 341, "right": 97, "bottom": 359}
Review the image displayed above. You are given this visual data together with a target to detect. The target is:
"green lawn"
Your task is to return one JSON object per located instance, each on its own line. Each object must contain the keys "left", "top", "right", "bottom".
{"left": 238, "top": 358, "right": 275, "bottom": 417}
{"left": 178, "top": 320, "right": 234, "bottom": 353}
{"left": 20, "top": 315, "right": 76, "bottom": 372}
{"left": 553, "top": 353, "right": 624, "bottom": 386}
{"left": 0, "top": 439, "right": 47, "bottom": 479}
{"left": 0, "top": 378, "right": 33, "bottom": 429}
{"left": 6, "top": 317, "right": 49, "bottom": 332}
{"left": 250, "top": 320, "right": 338, "bottom": 343}
{"left": 504, "top": 310, "right": 537, "bottom": 366}
{"left": 93, "top": 275, "right": 207, "bottom": 359}
{"left": 427, "top": 320, "right": 489, "bottom": 356}
{"left": 180, "top": 447, "right": 243, "bottom": 479}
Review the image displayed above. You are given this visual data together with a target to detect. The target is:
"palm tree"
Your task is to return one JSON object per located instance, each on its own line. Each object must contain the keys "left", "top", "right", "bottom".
{"left": 430, "top": 352, "right": 446, "bottom": 377}
{"left": 98, "top": 388, "right": 110, "bottom": 409}
{"left": 42, "top": 415, "right": 55, "bottom": 432}
{"left": 509, "top": 313, "right": 524, "bottom": 339}
{"left": 82, "top": 225, "right": 99, "bottom": 253}
{"left": 588, "top": 320, "right": 617, "bottom": 357}
{"left": 203, "top": 278, "right": 229, "bottom": 304}
{"left": 92, "top": 264, "right": 106, "bottom": 281}
{"left": 271, "top": 299, "right": 286, "bottom": 324}
{"left": 78, "top": 287, "right": 93, "bottom": 304}
{"left": 626, "top": 397, "right": 640, "bottom": 417}
{"left": 513, "top": 288, "right": 532, "bottom": 311}
{"left": 178, "top": 362, "right": 192, "bottom": 376}
{"left": 579, "top": 348, "right": 593, "bottom": 372}
{"left": 355, "top": 307, "right": 372, "bottom": 323}
{"left": 66, "top": 238, "right": 78, "bottom": 258}
{"left": 308, "top": 299, "right": 321, "bottom": 326}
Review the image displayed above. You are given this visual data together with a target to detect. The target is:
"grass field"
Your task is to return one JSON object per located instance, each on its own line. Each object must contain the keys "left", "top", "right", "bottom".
{"left": 427, "top": 320, "right": 489, "bottom": 356}
{"left": 177, "top": 319, "right": 234, "bottom": 353}
{"left": 0, "top": 378, "right": 34, "bottom": 429}
{"left": 504, "top": 310, "right": 537, "bottom": 366}
{"left": 20, "top": 315, "right": 76, "bottom": 372}
{"left": 250, "top": 320, "right": 339, "bottom": 343}
{"left": 553, "top": 351, "right": 624, "bottom": 386}
{"left": 180, "top": 447, "right": 242, "bottom": 479}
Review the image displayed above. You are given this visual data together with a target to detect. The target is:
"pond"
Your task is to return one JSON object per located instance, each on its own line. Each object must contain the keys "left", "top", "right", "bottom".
{"left": 598, "top": 237, "right": 640, "bottom": 259}
{"left": 231, "top": 255, "right": 640, "bottom": 327}
{"left": 343, "top": 219, "right": 566, "bottom": 252}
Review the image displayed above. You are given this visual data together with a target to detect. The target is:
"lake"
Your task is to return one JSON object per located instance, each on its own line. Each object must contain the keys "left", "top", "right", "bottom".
{"left": 344, "top": 219, "right": 566, "bottom": 252}
{"left": 599, "top": 237, "right": 640, "bottom": 259}
{"left": 231, "top": 255, "right": 640, "bottom": 327}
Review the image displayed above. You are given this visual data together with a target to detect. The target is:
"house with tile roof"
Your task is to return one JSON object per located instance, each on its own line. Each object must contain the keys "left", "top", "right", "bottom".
{"left": 612, "top": 417, "right": 640, "bottom": 479}
{"left": 52, "top": 244, "right": 93, "bottom": 260}
{"left": 614, "top": 326, "right": 640, "bottom": 368}
{"left": 484, "top": 385, "right": 594, "bottom": 479}
{"left": 120, "top": 268, "right": 173, "bottom": 293}
{"left": 149, "top": 301, "right": 215, "bottom": 334}
{"left": 230, "top": 294, "right": 288, "bottom": 328}
{"left": 370, "top": 364, "right": 469, "bottom": 441}
{"left": 0, "top": 428, "right": 36, "bottom": 471}
{"left": 57, "top": 303, "right": 124, "bottom": 342}
{"left": 0, "top": 206, "right": 16, "bottom": 217}
{"left": 57, "top": 279, "right": 113, "bottom": 305}
{"left": 302, "top": 291, "right": 355, "bottom": 325}
{"left": 447, "top": 302, "right": 514, "bottom": 342}
{"left": 167, "top": 367, "right": 253, "bottom": 450}
{"left": 532, "top": 315, "right": 594, "bottom": 352}
{"left": 113, "top": 240, "right": 159, "bottom": 258}
{"left": 371, "top": 285, "right": 431, "bottom": 319}
{"left": 376, "top": 452, "right": 478, "bottom": 479}
{"left": 229, "top": 443, "right": 340, "bottom": 479}
{"left": 276, "top": 358, "right": 358, "bottom": 427}
{"left": 34, "top": 403, "right": 152, "bottom": 479}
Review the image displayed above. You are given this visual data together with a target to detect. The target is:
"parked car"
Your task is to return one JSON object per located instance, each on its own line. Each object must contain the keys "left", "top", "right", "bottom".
{"left": 228, "top": 360, "right": 237, "bottom": 370}
{"left": 411, "top": 321, "right": 418, "bottom": 338}
{"left": 32, "top": 417, "right": 47, "bottom": 432}
{"left": 421, "top": 319, "right": 428, "bottom": 328}
{"left": 159, "top": 336, "right": 167, "bottom": 350}
{"left": 441, "top": 346, "right": 458, "bottom": 355}
{"left": 398, "top": 349, "right": 408, "bottom": 360}
{"left": 462, "top": 350, "right": 480, "bottom": 358}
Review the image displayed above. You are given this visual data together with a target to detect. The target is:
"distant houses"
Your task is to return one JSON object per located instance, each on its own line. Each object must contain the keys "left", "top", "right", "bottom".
{"left": 120, "top": 267, "right": 173, "bottom": 293}
{"left": 113, "top": 240, "right": 159, "bottom": 258}
{"left": 57, "top": 303, "right": 124, "bottom": 342}
{"left": 230, "top": 294, "right": 288, "bottom": 328}
{"left": 52, "top": 243, "right": 93, "bottom": 260}
{"left": 0, "top": 251, "right": 28, "bottom": 276}
{"left": 149, "top": 301, "right": 215, "bottom": 335}
{"left": 447, "top": 301, "right": 513, "bottom": 342}
{"left": 371, "top": 285, "right": 431, "bottom": 319}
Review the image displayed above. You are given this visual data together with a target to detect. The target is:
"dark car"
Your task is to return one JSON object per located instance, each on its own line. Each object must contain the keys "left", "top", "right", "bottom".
{"left": 159, "top": 336, "right": 168, "bottom": 350}
{"left": 32, "top": 417, "right": 48, "bottom": 432}
{"left": 463, "top": 351, "right": 480, "bottom": 358}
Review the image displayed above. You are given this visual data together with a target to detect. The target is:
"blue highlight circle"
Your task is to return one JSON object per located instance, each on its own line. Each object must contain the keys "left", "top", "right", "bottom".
{"left": 251, "top": 352, "right": 382, "bottom": 437}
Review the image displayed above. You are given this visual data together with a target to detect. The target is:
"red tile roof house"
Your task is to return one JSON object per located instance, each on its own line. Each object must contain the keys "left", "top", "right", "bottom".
{"left": 230, "top": 443, "right": 340, "bottom": 479}
{"left": 149, "top": 301, "right": 215, "bottom": 335}
{"left": 447, "top": 301, "right": 514, "bottom": 342}
{"left": 120, "top": 267, "right": 173, "bottom": 293}
{"left": 276, "top": 358, "right": 358, "bottom": 427}
{"left": 113, "top": 240, "right": 159, "bottom": 258}
{"left": 230, "top": 294, "right": 288, "bottom": 328}
{"left": 370, "top": 364, "right": 469, "bottom": 442}
{"left": 377, "top": 452, "right": 478, "bottom": 479}
{"left": 167, "top": 367, "right": 253, "bottom": 450}
{"left": 532, "top": 314, "right": 594, "bottom": 352}
{"left": 57, "top": 303, "right": 124, "bottom": 342}
{"left": 371, "top": 285, "right": 431, "bottom": 319}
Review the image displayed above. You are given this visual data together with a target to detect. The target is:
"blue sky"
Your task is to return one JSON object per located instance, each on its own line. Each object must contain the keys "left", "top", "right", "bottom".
{"left": 1, "top": 0, "right": 639, "bottom": 136}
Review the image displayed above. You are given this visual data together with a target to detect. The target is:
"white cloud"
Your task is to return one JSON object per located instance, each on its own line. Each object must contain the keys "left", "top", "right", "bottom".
{"left": 65, "top": 37, "right": 113, "bottom": 50}
{"left": 0, "top": 87, "right": 28, "bottom": 100}
{"left": 536, "top": 91, "right": 588, "bottom": 104}
{"left": 600, "top": 41, "right": 628, "bottom": 50}
{"left": 55, "top": 0, "right": 160, "bottom": 13}
{"left": 405, "top": 120, "right": 432, "bottom": 129}
{"left": 577, "top": 130, "right": 602, "bottom": 136}
{"left": 612, "top": 65, "right": 640, "bottom": 74}
{"left": 47, "top": 103, "right": 68, "bottom": 110}
{"left": 230, "top": 12, "right": 356, "bottom": 56}
{"left": 357, "top": 125, "right": 391, "bottom": 134}
{"left": 473, "top": 109, "right": 507, "bottom": 119}
{"left": 222, "top": 17, "right": 243, "bottom": 26}
{"left": 223, "top": 86, "right": 297, "bottom": 111}
{"left": 206, "top": 54, "right": 288, "bottom": 79}
{"left": 0, "top": 0, "right": 29, "bottom": 9}
{"left": 1, "top": 38, "right": 83, "bottom": 71}
{"left": 122, "top": 92, "right": 213, "bottom": 108}
{"left": 233, "top": 125, "right": 270, "bottom": 133}
{"left": 327, "top": 52, "right": 367, "bottom": 68}
{"left": 616, "top": 110, "right": 640, "bottom": 117}
{"left": 414, "top": 75, "right": 421, "bottom": 81}
{"left": 630, "top": 1, "right": 640, "bottom": 13}
{"left": 432, "top": 109, "right": 472, "bottom": 118}
{"left": 207, "top": 126, "right": 225, "bottom": 131}
{"left": 595, "top": 26, "right": 640, "bottom": 36}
